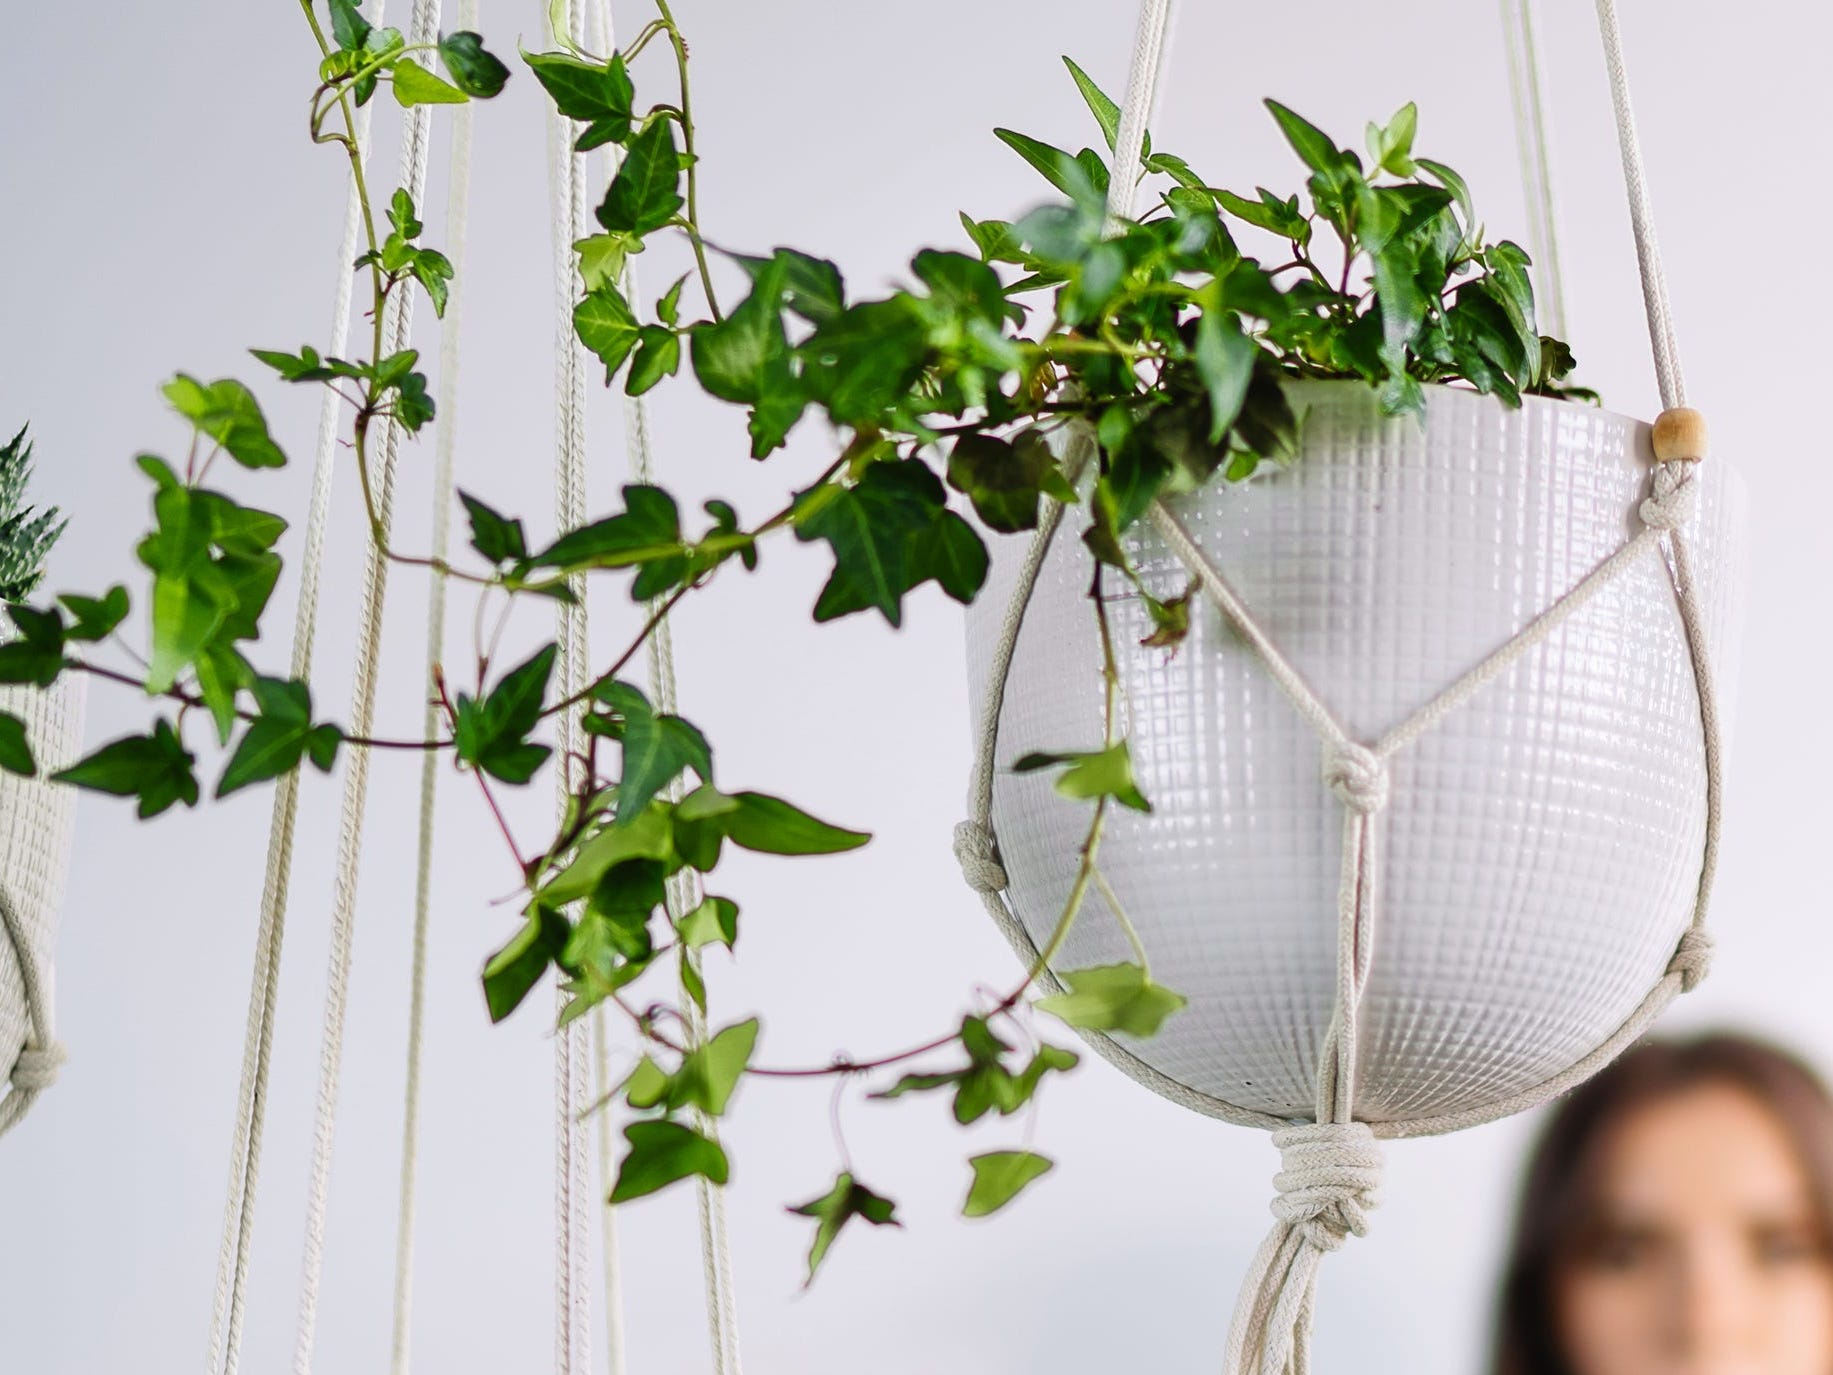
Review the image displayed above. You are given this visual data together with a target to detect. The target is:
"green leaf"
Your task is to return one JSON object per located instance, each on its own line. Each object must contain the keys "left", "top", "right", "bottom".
{"left": 162, "top": 375, "right": 286, "bottom": 469}
{"left": 626, "top": 326, "right": 681, "bottom": 396}
{"left": 453, "top": 643, "right": 555, "bottom": 784}
{"left": 327, "top": 0, "right": 371, "bottom": 52}
{"left": 676, "top": 894, "right": 739, "bottom": 950}
{"left": 691, "top": 256, "right": 805, "bottom": 457}
{"left": 573, "top": 232, "right": 636, "bottom": 292}
{"left": 1035, "top": 962, "right": 1188, "bottom": 1037}
{"left": 541, "top": 802, "right": 677, "bottom": 906}
{"left": 873, "top": 1020, "right": 1078, "bottom": 1124}
{"left": 574, "top": 280, "right": 643, "bottom": 382}
{"left": 1193, "top": 309, "right": 1257, "bottom": 442}
{"left": 596, "top": 119, "right": 683, "bottom": 235}
{"left": 1062, "top": 56, "right": 1124, "bottom": 151}
{"left": 458, "top": 491, "right": 528, "bottom": 564}
{"left": 52, "top": 717, "right": 198, "bottom": 818}
{"left": 609, "top": 1120, "right": 729, "bottom": 1203}
{"left": 626, "top": 1018, "right": 758, "bottom": 1117}
{"left": 59, "top": 585, "right": 129, "bottom": 643}
{"left": 1265, "top": 99, "right": 1348, "bottom": 178}
{"left": 0, "top": 712, "right": 34, "bottom": 776}
{"left": 907, "top": 511, "right": 988, "bottom": 606}
{"left": 1366, "top": 101, "right": 1418, "bottom": 177}
{"left": 679, "top": 783, "right": 871, "bottom": 857}
{"left": 946, "top": 432, "right": 1070, "bottom": 535}
{"left": 738, "top": 250, "right": 846, "bottom": 328}
{"left": 482, "top": 904, "right": 571, "bottom": 1022}
{"left": 0, "top": 604, "right": 66, "bottom": 686}
{"left": 590, "top": 680, "right": 712, "bottom": 822}
{"left": 793, "top": 459, "right": 967, "bottom": 625}
{"left": 787, "top": 1173, "right": 900, "bottom": 1284}
{"left": 911, "top": 250, "right": 1006, "bottom": 328}
{"left": 524, "top": 51, "right": 634, "bottom": 147}
{"left": 994, "top": 128, "right": 1088, "bottom": 200}
{"left": 438, "top": 31, "right": 509, "bottom": 97}
{"left": 392, "top": 57, "right": 468, "bottom": 106}
{"left": 1013, "top": 739, "right": 1152, "bottom": 813}
{"left": 964, "top": 1151, "right": 1055, "bottom": 1218}
{"left": 217, "top": 677, "right": 340, "bottom": 798}
{"left": 530, "top": 485, "right": 684, "bottom": 593}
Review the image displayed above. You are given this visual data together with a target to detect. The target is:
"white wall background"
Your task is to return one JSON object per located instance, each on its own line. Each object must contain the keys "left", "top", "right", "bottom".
{"left": 1, "top": 1, "right": 1825, "bottom": 1371}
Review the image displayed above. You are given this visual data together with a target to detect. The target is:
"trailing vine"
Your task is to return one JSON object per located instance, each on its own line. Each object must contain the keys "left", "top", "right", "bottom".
{"left": 0, "top": 0, "right": 1589, "bottom": 1278}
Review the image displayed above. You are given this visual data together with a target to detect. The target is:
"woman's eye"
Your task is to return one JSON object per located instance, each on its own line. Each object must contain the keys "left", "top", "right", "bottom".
{"left": 1585, "top": 1230, "right": 1658, "bottom": 1271}
{"left": 1752, "top": 1227, "right": 1827, "bottom": 1266}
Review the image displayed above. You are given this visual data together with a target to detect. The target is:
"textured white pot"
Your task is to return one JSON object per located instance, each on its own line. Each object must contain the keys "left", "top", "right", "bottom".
{"left": 966, "top": 380, "right": 1745, "bottom": 1130}
{"left": 0, "top": 671, "right": 86, "bottom": 1134}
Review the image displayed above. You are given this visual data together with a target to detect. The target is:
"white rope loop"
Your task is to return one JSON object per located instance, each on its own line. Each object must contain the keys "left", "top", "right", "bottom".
{"left": 1269, "top": 1122, "right": 1382, "bottom": 1253}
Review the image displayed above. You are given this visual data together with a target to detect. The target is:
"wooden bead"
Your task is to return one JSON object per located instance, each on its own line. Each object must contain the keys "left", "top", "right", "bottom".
{"left": 1652, "top": 407, "right": 1708, "bottom": 463}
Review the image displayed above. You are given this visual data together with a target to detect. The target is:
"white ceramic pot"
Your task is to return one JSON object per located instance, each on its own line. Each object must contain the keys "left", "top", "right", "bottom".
{"left": 966, "top": 380, "right": 1745, "bottom": 1129}
{"left": 0, "top": 671, "right": 86, "bottom": 1133}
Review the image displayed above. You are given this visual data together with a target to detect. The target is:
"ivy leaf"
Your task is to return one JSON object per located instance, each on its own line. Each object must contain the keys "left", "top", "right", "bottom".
{"left": 737, "top": 249, "right": 845, "bottom": 328}
{"left": 787, "top": 1173, "right": 900, "bottom": 1284}
{"left": 162, "top": 375, "right": 286, "bottom": 469}
{"left": 1193, "top": 309, "right": 1257, "bottom": 442}
{"left": 53, "top": 718, "right": 198, "bottom": 818}
{"left": 529, "top": 485, "right": 684, "bottom": 597}
{"left": 588, "top": 680, "right": 712, "bottom": 822}
{"left": 1062, "top": 56, "right": 1126, "bottom": 152}
{"left": 964, "top": 1151, "right": 1055, "bottom": 1218}
{"left": 946, "top": 431, "right": 1077, "bottom": 535}
{"left": 609, "top": 1120, "right": 729, "bottom": 1203}
{"left": 677, "top": 783, "right": 870, "bottom": 857}
{"left": 438, "top": 31, "right": 509, "bottom": 98}
{"left": 458, "top": 491, "right": 528, "bottom": 564}
{"left": 524, "top": 51, "right": 634, "bottom": 149}
{"left": 994, "top": 128, "right": 1088, "bottom": 200}
{"left": 59, "top": 585, "right": 129, "bottom": 643}
{"left": 624, "top": 1018, "right": 758, "bottom": 1117}
{"left": 453, "top": 643, "right": 555, "bottom": 784}
{"left": 482, "top": 904, "right": 572, "bottom": 1022}
{"left": 676, "top": 894, "right": 739, "bottom": 950}
{"left": 872, "top": 1018, "right": 1077, "bottom": 1124}
{"left": 0, "top": 604, "right": 67, "bottom": 686}
{"left": 792, "top": 459, "right": 976, "bottom": 626}
{"left": 392, "top": 57, "right": 468, "bottom": 106}
{"left": 0, "top": 712, "right": 34, "bottom": 777}
{"left": 1036, "top": 962, "right": 1188, "bottom": 1037}
{"left": 597, "top": 119, "right": 683, "bottom": 236}
{"left": 327, "top": 0, "right": 371, "bottom": 52}
{"left": 1013, "top": 740, "right": 1152, "bottom": 813}
{"left": 691, "top": 256, "right": 805, "bottom": 458}
{"left": 217, "top": 677, "right": 341, "bottom": 798}
{"left": 626, "top": 326, "right": 681, "bottom": 396}
{"left": 574, "top": 280, "right": 643, "bottom": 382}
{"left": 1366, "top": 101, "right": 1419, "bottom": 177}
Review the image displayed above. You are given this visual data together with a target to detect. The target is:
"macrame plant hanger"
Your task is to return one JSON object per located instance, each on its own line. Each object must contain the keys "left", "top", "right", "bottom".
{"left": 954, "top": 1, "right": 1720, "bottom": 1372}
{"left": 201, "top": 0, "right": 742, "bottom": 1369}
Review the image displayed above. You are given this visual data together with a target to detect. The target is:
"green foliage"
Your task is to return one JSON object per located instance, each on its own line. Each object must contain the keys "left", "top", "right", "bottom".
{"left": 1036, "top": 962, "right": 1188, "bottom": 1037}
{"left": 452, "top": 643, "right": 555, "bottom": 784}
{"left": 53, "top": 718, "right": 198, "bottom": 818}
{"left": 1014, "top": 740, "right": 1152, "bottom": 813}
{"left": 609, "top": 1120, "right": 729, "bottom": 1203}
{"left": 217, "top": 677, "right": 341, "bottom": 798}
{"left": 0, "top": 427, "right": 66, "bottom": 605}
{"left": 788, "top": 1173, "right": 900, "bottom": 1283}
{"left": 872, "top": 1017, "right": 1079, "bottom": 1124}
{"left": 964, "top": 1150, "right": 1054, "bottom": 1218}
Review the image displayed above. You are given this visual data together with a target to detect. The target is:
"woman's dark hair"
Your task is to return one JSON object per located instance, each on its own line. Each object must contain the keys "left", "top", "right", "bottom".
{"left": 1492, "top": 1031, "right": 1833, "bottom": 1375}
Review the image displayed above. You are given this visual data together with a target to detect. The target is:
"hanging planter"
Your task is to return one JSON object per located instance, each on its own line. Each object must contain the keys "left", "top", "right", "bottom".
{"left": 0, "top": 425, "right": 82, "bottom": 1138}
{"left": 966, "top": 379, "right": 1742, "bottom": 1127}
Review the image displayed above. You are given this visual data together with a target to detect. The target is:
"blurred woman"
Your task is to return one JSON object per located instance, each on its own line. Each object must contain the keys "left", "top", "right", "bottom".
{"left": 1493, "top": 1032, "right": 1833, "bottom": 1375}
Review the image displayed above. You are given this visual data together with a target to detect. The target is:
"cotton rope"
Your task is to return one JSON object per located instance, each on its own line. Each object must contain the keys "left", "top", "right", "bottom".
{"left": 583, "top": 1, "right": 632, "bottom": 1369}
{"left": 203, "top": 5, "right": 392, "bottom": 1366}
{"left": 292, "top": 1, "right": 445, "bottom": 1369}
{"left": 954, "top": 2, "right": 1722, "bottom": 1371}
{"left": 1500, "top": 0, "right": 1569, "bottom": 343}
{"left": 388, "top": 1, "right": 480, "bottom": 1368}
{"left": 0, "top": 880, "right": 63, "bottom": 1136}
{"left": 547, "top": 0, "right": 595, "bottom": 1367}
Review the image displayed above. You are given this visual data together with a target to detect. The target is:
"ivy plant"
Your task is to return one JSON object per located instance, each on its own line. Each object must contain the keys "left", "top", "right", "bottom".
{"left": 0, "top": 0, "right": 1591, "bottom": 1282}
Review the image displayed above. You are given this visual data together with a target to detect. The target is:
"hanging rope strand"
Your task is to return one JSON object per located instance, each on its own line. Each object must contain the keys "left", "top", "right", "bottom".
{"left": 546, "top": 0, "right": 595, "bottom": 1368}
{"left": 205, "top": 8, "right": 390, "bottom": 1363}
{"left": 1594, "top": 0, "right": 1686, "bottom": 409}
{"left": 388, "top": 1, "right": 480, "bottom": 1368}
{"left": 1500, "top": 0, "right": 1569, "bottom": 342}
{"left": 292, "top": 3, "right": 444, "bottom": 1370}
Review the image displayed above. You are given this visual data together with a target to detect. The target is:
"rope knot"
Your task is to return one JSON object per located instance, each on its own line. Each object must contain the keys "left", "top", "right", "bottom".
{"left": 952, "top": 820, "right": 1008, "bottom": 894}
{"left": 1668, "top": 925, "right": 1715, "bottom": 993}
{"left": 10, "top": 1041, "right": 66, "bottom": 1093}
{"left": 1639, "top": 466, "right": 1698, "bottom": 531}
{"left": 1322, "top": 743, "right": 1389, "bottom": 815}
{"left": 1269, "top": 1121, "right": 1383, "bottom": 1252}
